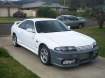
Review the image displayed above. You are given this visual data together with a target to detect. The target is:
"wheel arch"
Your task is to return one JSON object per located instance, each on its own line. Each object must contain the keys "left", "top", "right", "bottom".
{"left": 38, "top": 43, "right": 48, "bottom": 56}
{"left": 12, "top": 32, "right": 16, "bottom": 36}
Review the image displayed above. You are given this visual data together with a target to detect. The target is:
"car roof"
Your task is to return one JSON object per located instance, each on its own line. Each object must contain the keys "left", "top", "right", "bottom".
{"left": 57, "top": 15, "right": 76, "bottom": 18}
{"left": 26, "top": 18, "right": 57, "bottom": 22}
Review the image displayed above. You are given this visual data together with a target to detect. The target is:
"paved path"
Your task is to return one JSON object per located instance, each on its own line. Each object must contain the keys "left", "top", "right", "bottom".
{"left": 0, "top": 37, "right": 105, "bottom": 78}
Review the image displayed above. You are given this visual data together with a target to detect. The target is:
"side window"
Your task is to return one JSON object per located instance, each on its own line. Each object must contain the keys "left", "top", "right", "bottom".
{"left": 19, "top": 20, "right": 34, "bottom": 30}
{"left": 19, "top": 21, "right": 27, "bottom": 29}
{"left": 68, "top": 17, "right": 73, "bottom": 20}
{"left": 25, "top": 21, "right": 34, "bottom": 30}
{"left": 58, "top": 17, "right": 64, "bottom": 21}
{"left": 70, "top": 17, "right": 78, "bottom": 20}
{"left": 64, "top": 17, "right": 69, "bottom": 21}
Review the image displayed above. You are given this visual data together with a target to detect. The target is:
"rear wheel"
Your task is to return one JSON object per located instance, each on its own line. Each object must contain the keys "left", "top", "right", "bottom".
{"left": 79, "top": 23, "right": 85, "bottom": 28}
{"left": 39, "top": 46, "right": 51, "bottom": 65}
{"left": 12, "top": 34, "right": 19, "bottom": 47}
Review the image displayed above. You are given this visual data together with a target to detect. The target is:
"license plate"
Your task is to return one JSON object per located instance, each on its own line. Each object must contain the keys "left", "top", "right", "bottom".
{"left": 63, "top": 59, "right": 76, "bottom": 65}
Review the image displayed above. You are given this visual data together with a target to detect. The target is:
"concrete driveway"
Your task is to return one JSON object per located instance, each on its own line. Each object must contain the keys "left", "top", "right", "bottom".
{"left": 0, "top": 24, "right": 12, "bottom": 36}
{"left": 0, "top": 36, "right": 105, "bottom": 78}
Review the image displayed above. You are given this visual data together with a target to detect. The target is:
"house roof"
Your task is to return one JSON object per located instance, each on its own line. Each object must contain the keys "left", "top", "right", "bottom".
{"left": 22, "top": 1, "right": 45, "bottom": 8}
{"left": 0, "top": 1, "right": 21, "bottom": 8}
{"left": 0, "top": 1, "right": 68, "bottom": 9}
{"left": 22, "top": 1, "right": 68, "bottom": 9}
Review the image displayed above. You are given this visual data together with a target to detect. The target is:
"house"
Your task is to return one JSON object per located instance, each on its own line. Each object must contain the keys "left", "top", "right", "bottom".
{"left": 0, "top": 1, "right": 20, "bottom": 17}
{"left": 0, "top": 1, "right": 69, "bottom": 17}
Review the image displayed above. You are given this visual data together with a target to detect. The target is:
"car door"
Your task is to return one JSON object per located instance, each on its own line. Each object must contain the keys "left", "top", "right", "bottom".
{"left": 60, "top": 16, "right": 67, "bottom": 23}
{"left": 17, "top": 20, "right": 28, "bottom": 45}
{"left": 21, "top": 20, "right": 37, "bottom": 53}
{"left": 68, "top": 17, "right": 79, "bottom": 26}
{"left": 17, "top": 20, "right": 36, "bottom": 51}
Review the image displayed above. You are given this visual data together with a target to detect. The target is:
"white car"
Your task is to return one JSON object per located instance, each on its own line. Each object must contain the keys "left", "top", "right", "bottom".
{"left": 11, "top": 18, "right": 98, "bottom": 67}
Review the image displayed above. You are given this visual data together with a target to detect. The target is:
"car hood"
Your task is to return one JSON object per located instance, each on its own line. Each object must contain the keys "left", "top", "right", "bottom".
{"left": 39, "top": 31, "right": 95, "bottom": 48}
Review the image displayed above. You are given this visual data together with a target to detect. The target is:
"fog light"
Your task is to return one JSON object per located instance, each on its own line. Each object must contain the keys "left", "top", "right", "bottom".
{"left": 63, "top": 59, "right": 76, "bottom": 65}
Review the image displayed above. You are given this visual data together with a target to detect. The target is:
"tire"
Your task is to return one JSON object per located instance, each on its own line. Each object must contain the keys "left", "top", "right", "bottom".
{"left": 39, "top": 46, "right": 51, "bottom": 65}
{"left": 79, "top": 23, "right": 85, "bottom": 29}
{"left": 12, "top": 34, "right": 19, "bottom": 47}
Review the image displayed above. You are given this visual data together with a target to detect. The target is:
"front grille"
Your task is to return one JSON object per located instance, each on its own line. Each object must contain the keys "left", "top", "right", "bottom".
{"left": 79, "top": 53, "right": 90, "bottom": 60}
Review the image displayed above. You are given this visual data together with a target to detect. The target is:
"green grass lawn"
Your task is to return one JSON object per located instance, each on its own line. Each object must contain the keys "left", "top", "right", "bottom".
{"left": 0, "top": 48, "right": 39, "bottom": 78}
{"left": 0, "top": 17, "right": 19, "bottom": 24}
{"left": 76, "top": 27, "right": 105, "bottom": 57}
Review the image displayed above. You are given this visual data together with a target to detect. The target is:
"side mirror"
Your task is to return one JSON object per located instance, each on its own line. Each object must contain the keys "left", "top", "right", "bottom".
{"left": 67, "top": 26, "right": 71, "bottom": 30}
{"left": 26, "top": 28, "right": 35, "bottom": 33}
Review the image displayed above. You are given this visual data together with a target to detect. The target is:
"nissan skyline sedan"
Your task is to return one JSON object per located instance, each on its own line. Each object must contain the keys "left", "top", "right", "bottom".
{"left": 11, "top": 18, "right": 98, "bottom": 67}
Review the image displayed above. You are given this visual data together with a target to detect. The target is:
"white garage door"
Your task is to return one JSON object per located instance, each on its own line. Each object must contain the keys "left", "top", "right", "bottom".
{"left": 0, "top": 8, "right": 8, "bottom": 17}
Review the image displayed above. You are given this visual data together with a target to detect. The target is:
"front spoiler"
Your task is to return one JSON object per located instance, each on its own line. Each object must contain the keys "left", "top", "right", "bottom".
{"left": 50, "top": 47, "right": 98, "bottom": 67}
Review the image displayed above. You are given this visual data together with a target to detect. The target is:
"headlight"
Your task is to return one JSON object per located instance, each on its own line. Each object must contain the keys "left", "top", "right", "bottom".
{"left": 54, "top": 46, "right": 77, "bottom": 51}
{"left": 93, "top": 42, "right": 97, "bottom": 48}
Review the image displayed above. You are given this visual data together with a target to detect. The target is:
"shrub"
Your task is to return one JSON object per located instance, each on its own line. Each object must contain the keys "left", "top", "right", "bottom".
{"left": 13, "top": 11, "right": 27, "bottom": 18}
{"left": 37, "top": 7, "right": 58, "bottom": 18}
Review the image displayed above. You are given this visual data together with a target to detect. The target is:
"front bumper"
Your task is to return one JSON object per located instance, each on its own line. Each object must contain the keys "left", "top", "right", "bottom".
{"left": 50, "top": 47, "right": 98, "bottom": 67}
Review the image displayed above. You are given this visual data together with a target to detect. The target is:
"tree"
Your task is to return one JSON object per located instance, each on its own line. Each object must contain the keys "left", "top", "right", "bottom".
{"left": 96, "top": 11, "right": 105, "bottom": 29}
{"left": 58, "top": 0, "right": 105, "bottom": 9}
{"left": 37, "top": 7, "right": 58, "bottom": 18}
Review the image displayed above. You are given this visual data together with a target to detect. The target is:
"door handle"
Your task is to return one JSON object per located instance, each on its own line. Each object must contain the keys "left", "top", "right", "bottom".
{"left": 36, "top": 40, "right": 38, "bottom": 43}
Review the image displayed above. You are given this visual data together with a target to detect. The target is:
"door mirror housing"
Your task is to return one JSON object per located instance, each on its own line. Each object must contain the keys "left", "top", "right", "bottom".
{"left": 26, "top": 28, "right": 35, "bottom": 33}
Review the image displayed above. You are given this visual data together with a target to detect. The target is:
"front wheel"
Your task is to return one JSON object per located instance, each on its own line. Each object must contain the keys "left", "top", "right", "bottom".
{"left": 39, "top": 46, "right": 51, "bottom": 65}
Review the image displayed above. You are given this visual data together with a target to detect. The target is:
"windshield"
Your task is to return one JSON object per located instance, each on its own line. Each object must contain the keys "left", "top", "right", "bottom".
{"left": 35, "top": 20, "right": 69, "bottom": 33}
